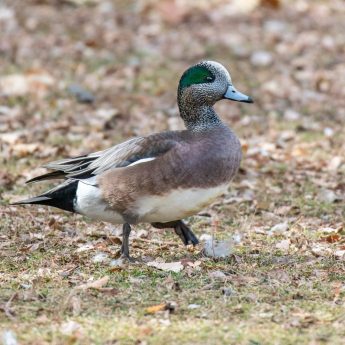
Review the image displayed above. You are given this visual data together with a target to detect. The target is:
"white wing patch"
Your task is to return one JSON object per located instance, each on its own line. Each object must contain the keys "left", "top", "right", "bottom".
{"left": 128, "top": 157, "right": 156, "bottom": 167}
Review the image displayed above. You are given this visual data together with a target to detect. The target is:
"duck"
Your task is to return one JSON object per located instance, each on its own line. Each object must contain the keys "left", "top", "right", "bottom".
{"left": 12, "top": 61, "right": 253, "bottom": 260}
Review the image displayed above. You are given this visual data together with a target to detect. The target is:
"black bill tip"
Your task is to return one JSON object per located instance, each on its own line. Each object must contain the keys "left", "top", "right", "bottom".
{"left": 241, "top": 96, "right": 254, "bottom": 104}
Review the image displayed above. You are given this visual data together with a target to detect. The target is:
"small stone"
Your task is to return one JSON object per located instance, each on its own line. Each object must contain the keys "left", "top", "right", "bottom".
{"left": 264, "top": 20, "right": 287, "bottom": 34}
{"left": 203, "top": 238, "right": 233, "bottom": 258}
{"left": 222, "top": 287, "right": 235, "bottom": 297}
{"left": 321, "top": 227, "right": 338, "bottom": 234}
{"left": 328, "top": 156, "right": 342, "bottom": 171}
{"left": 276, "top": 239, "right": 290, "bottom": 251}
{"left": 323, "top": 127, "right": 334, "bottom": 137}
{"left": 0, "top": 106, "right": 11, "bottom": 115}
{"left": 136, "top": 229, "right": 148, "bottom": 238}
{"left": 60, "top": 321, "right": 83, "bottom": 336}
{"left": 92, "top": 252, "right": 109, "bottom": 263}
{"left": 270, "top": 222, "right": 289, "bottom": 234}
{"left": 199, "top": 234, "right": 212, "bottom": 242}
{"left": 110, "top": 258, "right": 126, "bottom": 267}
{"left": 2, "top": 330, "right": 17, "bottom": 345}
{"left": 76, "top": 243, "right": 94, "bottom": 253}
{"left": 209, "top": 270, "right": 226, "bottom": 280}
{"left": 250, "top": 51, "right": 273, "bottom": 67}
{"left": 188, "top": 304, "right": 201, "bottom": 309}
{"left": 232, "top": 233, "right": 242, "bottom": 244}
{"left": 318, "top": 189, "right": 337, "bottom": 203}
{"left": 95, "top": 108, "right": 118, "bottom": 122}
{"left": 0, "top": 6, "right": 14, "bottom": 22}
{"left": 284, "top": 109, "right": 300, "bottom": 121}
{"left": 334, "top": 250, "right": 345, "bottom": 259}
{"left": 311, "top": 245, "right": 331, "bottom": 257}
{"left": 68, "top": 84, "right": 94, "bottom": 103}
{"left": 279, "top": 130, "right": 295, "bottom": 142}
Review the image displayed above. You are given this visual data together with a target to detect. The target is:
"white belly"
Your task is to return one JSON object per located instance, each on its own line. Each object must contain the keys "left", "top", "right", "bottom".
{"left": 136, "top": 184, "right": 229, "bottom": 223}
{"left": 75, "top": 179, "right": 228, "bottom": 224}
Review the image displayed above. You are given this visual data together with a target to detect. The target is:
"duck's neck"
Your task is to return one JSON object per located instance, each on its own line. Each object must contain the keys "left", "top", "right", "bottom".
{"left": 178, "top": 103, "right": 223, "bottom": 132}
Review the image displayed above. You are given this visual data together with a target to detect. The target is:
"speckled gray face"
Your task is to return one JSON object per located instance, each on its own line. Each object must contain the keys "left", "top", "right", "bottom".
{"left": 178, "top": 61, "right": 253, "bottom": 107}
{"left": 177, "top": 60, "right": 253, "bottom": 131}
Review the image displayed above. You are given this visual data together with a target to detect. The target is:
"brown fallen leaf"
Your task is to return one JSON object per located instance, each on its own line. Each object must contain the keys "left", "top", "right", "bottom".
{"left": 0, "top": 70, "right": 55, "bottom": 97}
{"left": 70, "top": 295, "right": 81, "bottom": 316}
{"left": 261, "top": 0, "right": 281, "bottom": 8}
{"left": 145, "top": 302, "right": 176, "bottom": 314}
{"left": 75, "top": 276, "right": 109, "bottom": 291}
{"left": 0, "top": 131, "right": 26, "bottom": 145}
{"left": 231, "top": 0, "right": 260, "bottom": 13}
{"left": 11, "top": 143, "right": 39, "bottom": 158}
{"left": 96, "top": 288, "right": 119, "bottom": 295}
{"left": 0, "top": 172, "right": 14, "bottom": 188}
{"left": 146, "top": 261, "right": 183, "bottom": 273}
{"left": 145, "top": 303, "right": 167, "bottom": 314}
{"left": 332, "top": 282, "right": 342, "bottom": 302}
{"left": 320, "top": 234, "right": 341, "bottom": 243}
{"left": 106, "top": 236, "right": 122, "bottom": 245}
{"left": 155, "top": 0, "right": 188, "bottom": 25}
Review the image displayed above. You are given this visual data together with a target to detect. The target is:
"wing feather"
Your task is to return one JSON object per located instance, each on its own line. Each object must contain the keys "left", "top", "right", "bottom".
{"left": 28, "top": 132, "right": 181, "bottom": 183}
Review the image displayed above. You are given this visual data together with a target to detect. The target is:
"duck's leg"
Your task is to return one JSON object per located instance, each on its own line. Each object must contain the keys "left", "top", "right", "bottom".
{"left": 121, "top": 223, "right": 132, "bottom": 260}
{"left": 151, "top": 220, "right": 199, "bottom": 246}
{"left": 175, "top": 220, "right": 199, "bottom": 245}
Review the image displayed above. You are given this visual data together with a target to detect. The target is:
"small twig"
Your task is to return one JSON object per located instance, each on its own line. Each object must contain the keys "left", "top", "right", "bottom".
{"left": 0, "top": 292, "right": 17, "bottom": 321}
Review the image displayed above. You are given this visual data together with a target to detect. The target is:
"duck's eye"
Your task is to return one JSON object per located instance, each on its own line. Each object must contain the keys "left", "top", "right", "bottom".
{"left": 205, "top": 76, "right": 214, "bottom": 82}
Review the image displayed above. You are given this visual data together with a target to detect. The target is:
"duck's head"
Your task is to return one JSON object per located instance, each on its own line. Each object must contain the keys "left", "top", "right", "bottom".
{"left": 177, "top": 61, "right": 253, "bottom": 130}
{"left": 178, "top": 60, "right": 253, "bottom": 107}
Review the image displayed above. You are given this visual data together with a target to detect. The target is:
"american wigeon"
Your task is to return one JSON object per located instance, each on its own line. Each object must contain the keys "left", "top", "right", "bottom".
{"left": 13, "top": 61, "right": 253, "bottom": 260}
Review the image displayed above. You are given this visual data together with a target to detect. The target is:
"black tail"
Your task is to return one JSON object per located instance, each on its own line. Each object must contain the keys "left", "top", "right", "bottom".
{"left": 11, "top": 180, "right": 78, "bottom": 213}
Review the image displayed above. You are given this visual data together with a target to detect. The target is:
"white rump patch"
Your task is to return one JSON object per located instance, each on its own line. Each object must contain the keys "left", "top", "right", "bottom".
{"left": 136, "top": 184, "right": 229, "bottom": 223}
{"left": 75, "top": 181, "right": 123, "bottom": 223}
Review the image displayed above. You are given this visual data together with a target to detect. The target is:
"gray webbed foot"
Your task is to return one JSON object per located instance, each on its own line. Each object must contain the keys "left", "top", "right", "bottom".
{"left": 151, "top": 220, "right": 199, "bottom": 246}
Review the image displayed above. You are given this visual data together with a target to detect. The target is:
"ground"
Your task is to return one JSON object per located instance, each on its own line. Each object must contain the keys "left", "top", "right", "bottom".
{"left": 0, "top": 0, "right": 345, "bottom": 344}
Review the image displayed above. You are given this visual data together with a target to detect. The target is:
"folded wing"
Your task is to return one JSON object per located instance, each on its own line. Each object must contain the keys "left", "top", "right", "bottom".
{"left": 27, "top": 132, "right": 180, "bottom": 183}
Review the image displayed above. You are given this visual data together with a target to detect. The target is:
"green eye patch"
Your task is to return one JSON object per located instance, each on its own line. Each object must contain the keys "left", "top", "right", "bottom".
{"left": 179, "top": 65, "right": 215, "bottom": 90}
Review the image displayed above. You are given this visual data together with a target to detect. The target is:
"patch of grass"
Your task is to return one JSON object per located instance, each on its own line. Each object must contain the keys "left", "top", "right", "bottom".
{"left": 1, "top": 1, "right": 345, "bottom": 343}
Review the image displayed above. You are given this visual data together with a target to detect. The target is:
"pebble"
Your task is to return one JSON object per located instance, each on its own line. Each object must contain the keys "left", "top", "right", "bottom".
{"left": 318, "top": 189, "right": 338, "bottom": 203}
{"left": 68, "top": 84, "right": 95, "bottom": 103}
{"left": 92, "top": 252, "right": 109, "bottom": 263}
{"left": 264, "top": 20, "right": 287, "bottom": 35}
{"left": 2, "top": 330, "right": 17, "bottom": 345}
{"left": 284, "top": 109, "right": 300, "bottom": 121}
{"left": 269, "top": 222, "right": 289, "bottom": 235}
{"left": 222, "top": 287, "right": 235, "bottom": 297}
{"left": 209, "top": 270, "right": 227, "bottom": 280}
{"left": 203, "top": 237, "right": 233, "bottom": 258}
{"left": 250, "top": 51, "right": 273, "bottom": 67}
{"left": 323, "top": 127, "right": 334, "bottom": 137}
{"left": 188, "top": 304, "right": 201, "bottom": 309}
